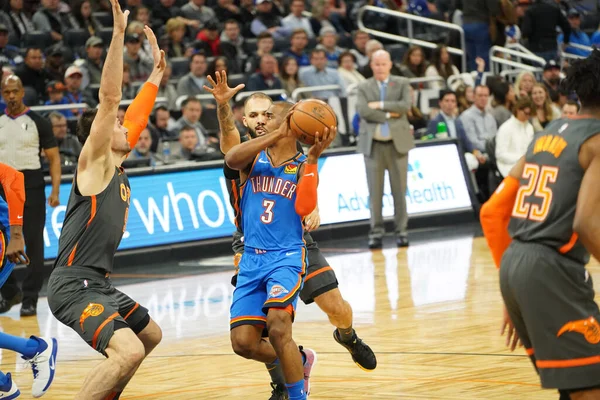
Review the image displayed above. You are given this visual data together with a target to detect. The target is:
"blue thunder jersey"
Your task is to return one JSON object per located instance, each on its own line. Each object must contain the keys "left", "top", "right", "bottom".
{"left": 240, "top": 150, "right": 307, "bottom": 251}
{"left": 0, "top": 194, "right": 8, "bottom": 233}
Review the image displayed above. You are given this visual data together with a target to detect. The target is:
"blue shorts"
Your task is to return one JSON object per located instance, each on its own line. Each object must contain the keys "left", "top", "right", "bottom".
{"left": 230, "top": 247, "right": 307, "bottom": 330}
{"left": 0, "top": 228, "right": 14, "bottom": 288}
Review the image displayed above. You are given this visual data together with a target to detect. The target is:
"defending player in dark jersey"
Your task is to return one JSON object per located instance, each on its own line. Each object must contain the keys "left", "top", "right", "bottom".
{"left": 0, "top": 163, "right": 57, "bottom": 399}
{"left": 481, "top": 50, "right": 600, "bottom": 399}
{"left": 46, "top": 5, "right": 166, "bottom": 399}
{"left": 204, "top": 72, "right": 376, "bottom": 399}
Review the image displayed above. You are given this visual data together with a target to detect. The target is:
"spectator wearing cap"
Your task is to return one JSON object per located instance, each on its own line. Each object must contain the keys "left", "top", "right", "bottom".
{"left": 0, "top": 24, "right": 21, "bottom": 68}
{"left": 284, "top": 29, "right": 310, "bottom": 67}
{"left": 246, "top": 54, "right": 283, "bottom": 92}
{"left": 299, "top": 48, "right": 347, "bottom": 99}
{"left": 195, "top": 21, "right": 221, "bottom": 56}
{"left": 557, "top": 9, "right": 592, "bottom": 58}
{"left": 461, "top": 0, "right": 499, "bottom": 71}
{"left": 124, "top": 32, "right": 154, "bottom": 82}
{"left": 282, "top": 0, "right": 315, "bottom": 38}
{"left": 0, "top": 0, "right": 35, "bottom": 44}
{"left": 79, "top": 36, "right": 104, "bottom": 89}
{"left": 541, "top": 60, "right": 561, "bottom": 104}
{"left": 63, "top": 65, "right": 97, "bottom": 112}
{"left": 176, "top": 52, "right": 208, "bottom": 98}
{"left": 181, "top": 0, "right": 216, "bottom": 28}
{"left": 32, "top": 0, "right": 67, "bottom": 42}
{"left": 15, "top": 47, "right": 48, "bottom": 104}
{"left": 251, "top": 0, "right": 290, "bottom": 40}
{"left": 44, "top": 80, "right": 73, "bottom": 118}
{"left": 48, "top": 111, "right": 81, "bottom": 165}
{"left": 521, "top": 0, "right": 570, "bottom": 62}
{"left": 44, "top": 45, "right": 66, "bottom": 82}
{"left": 316, "top": 26, "right": 345, "bottom": 68}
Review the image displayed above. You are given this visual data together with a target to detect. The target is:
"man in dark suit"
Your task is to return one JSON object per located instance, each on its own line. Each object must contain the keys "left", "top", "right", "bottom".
{"left": 426, "top": 89, "right": 474, "bottom": 154}
{"left": 356, "top": 49, "right": 413, "bottom": 249}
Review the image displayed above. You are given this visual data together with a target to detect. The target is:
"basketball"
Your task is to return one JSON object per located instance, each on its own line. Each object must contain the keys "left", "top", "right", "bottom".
{"left": 289, "top": 99, "right": 337, "bottom": 145}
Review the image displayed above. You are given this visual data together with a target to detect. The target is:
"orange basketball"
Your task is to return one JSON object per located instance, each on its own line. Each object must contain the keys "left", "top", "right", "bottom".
{"left": 289, "top": 99, "right": 337, "bottom": 145}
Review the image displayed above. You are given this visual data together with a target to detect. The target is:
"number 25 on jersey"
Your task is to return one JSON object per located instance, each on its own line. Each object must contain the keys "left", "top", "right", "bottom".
{"left": 512, "top": 164, "right": 559, "bottom": 222}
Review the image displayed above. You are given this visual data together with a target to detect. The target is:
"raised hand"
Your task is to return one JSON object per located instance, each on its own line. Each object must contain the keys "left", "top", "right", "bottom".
{"left": 110, "top": 0, "right": 129, "bottom": 33}
{"left": 144, "top": 25, "right": 166, "bottom": 72}
{"left": 203, "top": 71, "right": 245, "bottom": 105}
{"left": 307, "top": 125, "right": 337, "bottom": 163}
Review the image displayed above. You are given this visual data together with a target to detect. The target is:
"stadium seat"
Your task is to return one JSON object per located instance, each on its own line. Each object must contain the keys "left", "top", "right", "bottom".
{"left": 170, "top": 57, "right": 190, "bottom": 79}
{"left": 244, "top": 38, "right": 258, "bottom": 54}
{"left": 92, "top": 11, "right": 112, "bottom": 27}
{"left": 98, "top": 27, "right": 114, "bottom": 46}
{"left": 227, "top": 74, "right": 247, "bottom": 88}
{"left": 64, "top": 29, "right": 91, "bottom": 51}
{"left": 385, "top": 44, "right": 406, "bottom": 63}
{"left": 22, "top": 31, "right": 53, "bottom": 49}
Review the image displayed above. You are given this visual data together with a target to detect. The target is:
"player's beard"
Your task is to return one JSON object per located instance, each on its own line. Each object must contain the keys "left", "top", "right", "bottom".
{"left": 112, "top": 142, "right": 131, "bottom": 157}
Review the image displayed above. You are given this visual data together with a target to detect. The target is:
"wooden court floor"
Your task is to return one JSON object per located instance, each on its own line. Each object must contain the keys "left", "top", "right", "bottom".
{"left": 3, "top": 235, "right": 599, "bottom": 399}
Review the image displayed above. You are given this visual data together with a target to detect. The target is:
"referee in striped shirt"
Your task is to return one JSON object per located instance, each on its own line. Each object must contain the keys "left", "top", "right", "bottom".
{"left": 0, "top": 75, "right": 61, "bottom": 316}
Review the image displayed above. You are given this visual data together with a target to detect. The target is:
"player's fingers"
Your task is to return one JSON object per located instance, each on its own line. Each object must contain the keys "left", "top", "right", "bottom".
{"left": 206, "top": 75, "right": 216, "bottom": 88}
{"left": 234, "top": 84, "right": 245, "bottom": 92}
{"left": 222, "top": 69, "right": 228, "bottom": 83}
{"left": 123, "top": 9, "right": 130, "bottom": 19}
{"left": 216, "top": 70, "right": 222, "bottom": 85}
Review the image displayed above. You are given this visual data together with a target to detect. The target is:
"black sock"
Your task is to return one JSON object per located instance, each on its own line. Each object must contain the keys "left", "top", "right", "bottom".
{"left": 337, "top": 325, "right": 355, "bottom": 343}
{"left": 265, "top": 361, "right": 286, "bottom": 387}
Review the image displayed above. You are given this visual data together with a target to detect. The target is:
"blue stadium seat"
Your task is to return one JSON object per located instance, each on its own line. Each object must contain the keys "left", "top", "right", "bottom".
{"left": 170, "top": 57, "right": 190, "bottom": 78}
{"left": 22, "top": 31, "right": 53, "bottom": 49}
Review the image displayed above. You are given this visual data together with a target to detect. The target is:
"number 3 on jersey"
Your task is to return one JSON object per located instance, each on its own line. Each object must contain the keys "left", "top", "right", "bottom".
{"left": 512, "top": 164, "right": 559, "bottom": 222}
{"left": 261, "top": 199, "right": 275, "bottom": 224}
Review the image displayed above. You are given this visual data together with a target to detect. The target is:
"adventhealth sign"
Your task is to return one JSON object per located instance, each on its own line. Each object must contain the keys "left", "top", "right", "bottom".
{"left": 43, "top": 143, "right": 473, "bottom": 259}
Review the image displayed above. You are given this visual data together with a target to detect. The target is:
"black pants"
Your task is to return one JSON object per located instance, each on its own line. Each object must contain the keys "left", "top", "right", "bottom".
{"left": 1, "top": 184, "right": 47, "bottom": 305}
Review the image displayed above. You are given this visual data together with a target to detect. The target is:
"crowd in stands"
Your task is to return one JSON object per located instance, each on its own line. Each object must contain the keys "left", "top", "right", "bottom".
{"left": 0, "top": 0, "right": 594, "bottom": 203}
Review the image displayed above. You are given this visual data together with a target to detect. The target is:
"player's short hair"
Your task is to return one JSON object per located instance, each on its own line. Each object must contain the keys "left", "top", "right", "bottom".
{"left": 564, "top": 49, "right": 600, "bottom": 108}
{"left": 243, "top": 92, "right": 273, "bottom": 111}
{"left": 77, "top": 108, "right": 98, "bottom": 145}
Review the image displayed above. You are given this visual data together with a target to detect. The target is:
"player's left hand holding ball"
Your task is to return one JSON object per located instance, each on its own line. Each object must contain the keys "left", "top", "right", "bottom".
{"left": 6, "top": 235, "right": 29, "bottom": 265}
{"left": 307, "top": 126, "right": 337, "bottom": 164}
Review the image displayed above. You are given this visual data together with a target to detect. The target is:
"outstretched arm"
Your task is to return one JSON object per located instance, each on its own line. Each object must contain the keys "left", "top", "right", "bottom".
{"left": 203, "top": 71, "right": 246, "bottom": 154}
{"left": 0, "top": 163, "right": 28, "bottom": 264}
{"left": 124, "top": 25, "right": 166, "bottom": 154}
{"left": 79, "top": 0, "right": 128, "bottom": 166}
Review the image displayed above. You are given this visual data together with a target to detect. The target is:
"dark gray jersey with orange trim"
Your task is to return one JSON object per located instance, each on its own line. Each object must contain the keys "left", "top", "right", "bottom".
{"left": 54, "top": 167, "right": 130, "bottom": 272}
{"left": 509, "top": 117, "right": 600, "bottom": 264}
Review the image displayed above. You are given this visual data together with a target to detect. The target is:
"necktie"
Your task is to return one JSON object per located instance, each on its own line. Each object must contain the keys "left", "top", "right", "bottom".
{"left": 380, "top": 81, "right": 390, "bottom": 138}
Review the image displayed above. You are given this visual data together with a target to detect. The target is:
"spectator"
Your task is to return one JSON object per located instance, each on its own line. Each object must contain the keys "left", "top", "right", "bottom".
{"left": 0, "top": 24, "right": 20, "bottom": 69}
{"left": 0, "top": 75, "right": 61, "bottom": 316}
{"left": 425, "top": 44, "right": 459, "bottom": 89}
{"left": 337, "top": 51, "right": 365, "bottom": 86}
{"left": 121, "top": 64, "right": 137, "bottom": 100}
{"left": 327, "top": 0, "right": 349, "bottom": 30}
{"left": 172, "top": 97, "right": 213, "bottom": 148}
{"left": 355, "top": 49, "right": 412, "bottom": 249}
{"left": 48, "top": 111, "right": 81, "bottom": 165}
{"left": 63, "top": 65, "right": 97, "bottom": 111}
{"left": 195, "top": 21, "right": 221, "bottom": 56}
{"left": 299, "top": 48, "right": 347, "bottom": 99}
{"left": 280, "top": 56, "right": 305, "bottom": 98}
{"left": 427, "top": 90, "right": 474, "bottom": 154}
{"left": 459, "top": 85, "right": 497, "bottom": 200}
{"left": 124, "top": 33, "right": 154, "bottom": 82}
{"left": 151, "top": 105, "right": 178, "bottom": 141}
{"left": 489, "top": 80, "right": 515, "bottom": 127}
{"left": 181, "top": 0, "right": 216, "bottom": 27}
{"left": 213, "top": 0, "right": 243, "bottom": 24}
{"left": 558, "top": 9, "right": 591, "bottom": 57}
{"left": 44, "top": 45, "right": 66, "bottom": 82}
{"left": 66, "top": 0, "right": 101, "bottom": 36}
{"left": 132, "top": 5, "right": 151, "bottom": 27}
{"left": 128, "top": 128, "right": 158, "bottom": 165}
{"left": 246, "top": 54, "right": 283, "bottom": 91}
{"left": 561, "top": 100, "right": 579, "bottom": 118}
{"left": 44, "top": 80, "right": 73, "bottom": 118}
{"left": 206, "top": 56, "right": 229, "bottom": 80}
{"left": 309, "top": 0, "right": 346, "bottom": 35}
{"left": 32, "top": 0, "right": 67, "bottom": 42}
{"left": 0, "top": 0, "right": 35, "bottom": 44}
{"left": 531, "top": 83, "right": 561, "bottom": 132}
{"left": 349, "top": 30, "right": 370, "bottom": 68}
{"left": 176, "top": 52, "right": 208, "bottom": 97}
{"left": 514, "top": 70, "right": 536, "bottom": 99}
{"left": 251, "top": 0, "right": 289, "bottom": 39}
{"left": 220, "top": 19, "right": 245, "bottom": 73}
{"left": 284, "top": 29, "right": 310, "bottom": 67}
{"left": 521, "top": 0, "right": 570, "bottom": 61}
{"left": 462, "top": 0, "right": 499, "bottom": 71}
{"left": 245, "top": 32, "right": 275, "bottom": 74}
{"left": 541, "top": 59, "right": 561, "bottom": 103}
{"left": 175, "top": 125, "right": 200, "bottom": 161}
{"left": 117, "top": 104, "right": 127, "bottom": 124}
{"left": 282, "top": 0, "right": 315, "bottom": 38}
{"left": 160, "top": 18, "right": 192, "bottom": 58}
{"left": 360, "top": 39, "right": 402, "bottom": 79}
{"left": 79, "top": 36, "right": 104, "bottom": 89}
{"left": 232, "top": 100, "right": 246, "bottom": 133}
{"left": 316, "top": 26, "right": 344, "bottom": 68}
{"left": 456, "top": 84, "right": 473, "bottom": 114}
{"left": 399, "top": 46, "right": 427, "bottom": 79}
{"left": 15, "top": 47, "right": 48, "bottom": 104}
{"left": 495, "top": 97, "right": 534, "bottom": 177}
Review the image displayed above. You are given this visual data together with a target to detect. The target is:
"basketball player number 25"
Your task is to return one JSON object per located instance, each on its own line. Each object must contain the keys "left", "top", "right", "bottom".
{"left": 513, "top": 164, "right": 559, "bottom": 222}
{"left": 261, "top": 200, "right": 275, "bottom": 224}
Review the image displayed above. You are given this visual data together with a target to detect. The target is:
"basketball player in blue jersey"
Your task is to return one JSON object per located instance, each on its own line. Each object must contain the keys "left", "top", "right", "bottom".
{"left": 206, "top": 72, "right": 376, "bottom": 399}
{"left": 225, "top": 101, "right": 335, "bottom": 400}
{"left": 0, "top": 163, "right": 57, "bottom": 399}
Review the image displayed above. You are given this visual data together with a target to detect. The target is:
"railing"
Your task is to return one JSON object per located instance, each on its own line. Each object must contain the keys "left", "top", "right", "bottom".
{"left": 31, "top": 103, "right": 89, "bottom": 112}
{"left": 500, "top": 68, "right": 543, "bottom": 82}
{"left": 121, "top": 97, "right": 167, "bottom": 107}
{"left": 175, "top": 94, "right": 219, "bottom": 109}
{"left": 560, "top": 43, "right": 594, "bottom": 66}
{"left": 357, "top": 5, "right": 466, "bottom": 72}
{"left": 407, "top": 76, "right": 446, "bottom": 88}
{"left": 235, "top": 89, "right": 287, "bottom": 102}
{"left": 488, "top": 45, "right": 546, "bottom": 76}
{"left": 291, "top": 85, "right": 343, "bottom": 101}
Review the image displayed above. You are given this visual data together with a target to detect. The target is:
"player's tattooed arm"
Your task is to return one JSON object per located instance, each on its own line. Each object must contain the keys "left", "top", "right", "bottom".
{"left": 203, "top": 71, "right": 245, "bottom": 154}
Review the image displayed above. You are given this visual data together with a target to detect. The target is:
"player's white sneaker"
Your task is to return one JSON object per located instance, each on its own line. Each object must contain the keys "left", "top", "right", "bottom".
{"left": 300, "top": 346, "right": 317, "bottom": 396}
{"left": 23, "top": 337, "right": 57, "bottom": 398}
{"left": 0, "top": 373, "right": 20, "bottom": 399}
